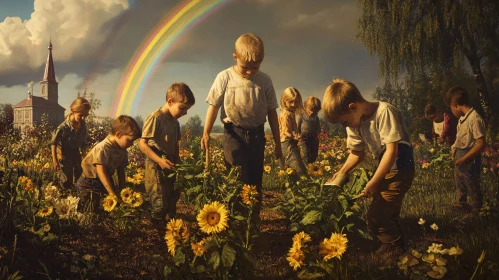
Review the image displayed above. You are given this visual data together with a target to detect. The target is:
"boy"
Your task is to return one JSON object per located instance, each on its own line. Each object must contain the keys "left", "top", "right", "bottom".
{"left": 139, "top": 82, "right": 195, "bottom": 221}
{"left": 76, "top": 115, "right": 141, "bottom": 212}
{"left": 445, "top": 86, "right": 486, "bottom": 213}
{"left": 424, "top": 104, "right": 457, "bottom": 145}
{"left": 201, "top": 33, "right": 282, "bottom": 216}
{"left": 323, "top": 78, "right": 414, "bottom": 264}
{"left": 297, "top": 96, "right": 322, "bottom": 164}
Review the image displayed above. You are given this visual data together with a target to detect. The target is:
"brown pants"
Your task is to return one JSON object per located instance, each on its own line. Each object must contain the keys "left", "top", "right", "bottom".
{"left": 145, "top": 158, "right": 179, "bottom": 219}
{"left": 367, "top": 144, "right": 415, "bottom": 244}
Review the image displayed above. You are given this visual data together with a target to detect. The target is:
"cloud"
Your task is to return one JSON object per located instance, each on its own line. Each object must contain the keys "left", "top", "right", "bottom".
{"left": 0, "top": 0, "right": 129, "bottom": 86}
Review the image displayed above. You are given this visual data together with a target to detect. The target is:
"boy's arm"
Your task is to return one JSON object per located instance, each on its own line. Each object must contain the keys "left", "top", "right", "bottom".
{"left": 96, "top": 164, "right": 118, "bottom": 197}
{"left": 138, "top": 138, "right": 175, "bottom": 170}
{"left": 201, "top": 105, "right": 220, "bottom": 151}
{"left": 51, "top": 144, "right": 60, "bottom": 170}
{"left": 295, "top": 115, "right": 302, "bottom": 134}
{"left": 315, "top": 117, "right": 321, "bottom": 135}
{"left": 334, "top": 149, "right": 365, "bottom": 177}
{"left": 268, "top": 109, "right": 282, "bottom": 160}
{"left": 455, "top": 137, "right": 485, "bottom": 165}
{"left": 117, "top": 167, "right": 126, "bottom": 192}
{"left": 360, "top": 142, "right": 398, "bottom": 197}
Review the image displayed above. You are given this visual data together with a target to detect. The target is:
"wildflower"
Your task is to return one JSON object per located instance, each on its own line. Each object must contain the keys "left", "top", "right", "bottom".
{"left": 277, "top": 170, "right": 286, "bottom": 177}
{"left": 292, "top": 232, "right": 312, "bottom": 249}
{"left": 25, "top": 179, "right": 35, "bottom": 193}
{"left": 120, "top": 187, "right": 133, "bottom": 203}
{"left": 435, "top": 256, "right": 447, "bottom": 266}
{"left": 411, "top": 249, "right": 422, "bottom": 258}
{"left": 43, "top": 184, "right": 61, "bottom": 203}
{"left": 430, "top": 223, "right": 439, "bottom": 231}
{"left": 264, "top": 165, "right": 272, "bottom": 173}
{"left": 422, "top": 162, "right": 430, "bottom": 169}
{"left": 240, "top": 185, "right": 259, "bottom": 206}
{"left": 308, "top": 163, "right": 323, "bottom": 177}
{"left": 43, "top": 162, "right": 50, "bottom": 169}
{"left": 286, "top": 168, "right": 295, "bottom": 175}
{"left": 55, "top": 197, "right": 78, "bottom": 219}
{"left": 36, "top": 206, "right": 53, "bottom": 217}
{"left": 191, "top": 238, "right": 209, "bottom": 257}
{"left": 286, "top": 246, "right": 305, "bottom": 270}
{"left": 397, "top": 254, "right": 419, "bottom": 270}
{"left": 319, "top": 233, "right": 348, "bottom": 261}
{"left": 427, "top": 243, "right": 443, "bottom": 254}
{"left": 324, "top": 166, "right": 331, "bottom": 172}
{"left": 82, "top": 254, "right": 95, "bottom": 262}
{"left": 477, "top": 250, "right": 486, "bottom": 264}
{"left": 418, "top": 218, "right": 426, "bottom": 225}
{"left": 131, "top": 192, "right": 143, "bottom": 208}
{"left": 427, "top": 265, "right": 447, "bottom": 279}
{"left": 429, "top": 148, "right": 436, "bottom": 154}
{"left": 422, "top": 253, "right": 436, "bottom": 263}
{"left": 102, "top": 195, "right": 118, "bottom": 212}
{"left": 165, "top": 218, "right": 190, "bottom": 256}
{"left": 197, "top": 201, "right": 229, "bottom": 234}
{"left": 448, "top": 246, "right": 463, "bottom": 256}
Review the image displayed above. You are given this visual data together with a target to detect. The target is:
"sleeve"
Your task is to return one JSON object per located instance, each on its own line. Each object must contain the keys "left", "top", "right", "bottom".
{"left": 377, "top": 107, "right": 405, "bottom": 145}
{"left": 346, "top": 127, "right": 366, "bottom": 152}
{"left": 278, "top": 112, "right": 294, "bottom": 140}
{"left": 92, "top": 145, "right": 109, "bottom": 166}
{"left": 79, "top": 122, "right": 89, "bottom": 150}
{"left": 265, "top": 77, "right": 278, "bottom": 111}
{"left": 176, "top": 122, "right": 181, "bottom": 142}
{"left": 141, "top": 114, "right": 157, "bottom": 139}
{"left": 119, "top": 153, "right": 129, "bottom": 169}
{"left": 51, "top": 126, "right": 63, "bottom": 145}
{"left": 315, "top": 117, "right": 321, "bottom": 134}
{"left": 295, "top": 115, "right": 302, "bottom": 134}
{"left": 206, "top": 72, "right": 228, "bottom": 107}
{"left": 471, "top": 115, "right": 486, "bottom": 140}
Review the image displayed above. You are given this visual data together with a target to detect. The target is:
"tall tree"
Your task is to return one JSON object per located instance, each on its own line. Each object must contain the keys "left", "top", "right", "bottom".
{"left": 0, "top": 103, "right": 13, "bottom": 135}
{"left": 76, "top": 89, "right": 102, "bottom": 126}
{"left": 357, "top": 0, "right": 499, "bottom": 122}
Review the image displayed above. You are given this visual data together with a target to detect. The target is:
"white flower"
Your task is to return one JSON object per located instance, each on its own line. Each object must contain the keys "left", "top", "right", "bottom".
{"left": 418, "top": 218, "right": 426, "bottom": 225}
{"left": 430, "top": 223, "right": 439, "bottom": 231}
{"left": 43, "top": 184, "right": 61, "bottom": 203}
{"left": 54, "top": 196, "right": 79, "bottom": 219}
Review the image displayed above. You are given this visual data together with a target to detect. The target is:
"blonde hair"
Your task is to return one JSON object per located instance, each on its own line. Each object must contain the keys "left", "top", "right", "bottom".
{"left": 66, "top": 97, "right": 91, "bottom": 119}
{"left": 280, "top": 87, "right": 304, "bottom": 114}
{"left": 304, "top": 96, "right": 322, "bottom": 115}
{"left": 166, "top": 82, "right": 195, "bottom": 105}
{"left": 234, "top": 33, "right": 264, "bottom": 63}
{"left": 322, "top": 78, "right": 364, "bottom": 123}
{"left": 111, "top": 115, "right": 141, "bottom": 139}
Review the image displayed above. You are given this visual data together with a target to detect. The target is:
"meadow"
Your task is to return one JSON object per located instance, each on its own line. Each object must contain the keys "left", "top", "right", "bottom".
{"left": 0, "top": 123, "right": 498, "bottom": 280}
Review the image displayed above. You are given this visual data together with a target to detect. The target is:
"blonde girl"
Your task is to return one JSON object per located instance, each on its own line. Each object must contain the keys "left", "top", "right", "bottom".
{"left": 51, "top": 97, "right": 91, "bottom": 189}
{"left": 278, "top": 87, "right": 306, "bottom": 176}
{"left": 297, "top": 96, "right": 322, "bottom": 164}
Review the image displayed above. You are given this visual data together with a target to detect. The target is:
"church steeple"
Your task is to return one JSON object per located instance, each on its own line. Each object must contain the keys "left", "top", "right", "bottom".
{"left": 40, "top": 39, "right": 59, "bottom": 103}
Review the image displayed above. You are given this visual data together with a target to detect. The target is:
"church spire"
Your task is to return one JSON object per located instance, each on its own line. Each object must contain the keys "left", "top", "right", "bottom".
{"left": 42, "top": 39, "right": 56, "bottom": 83}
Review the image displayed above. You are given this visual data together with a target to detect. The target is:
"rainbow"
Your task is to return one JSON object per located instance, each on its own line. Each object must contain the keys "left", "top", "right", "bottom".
{"left": 111, "top": 0, "right": 231, "bottom": 117}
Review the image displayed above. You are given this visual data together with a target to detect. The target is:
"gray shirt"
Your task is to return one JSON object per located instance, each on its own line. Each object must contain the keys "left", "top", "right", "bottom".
{"left": 296, "top": 114, "right": 321, "bottom": 136}
{"left": 51, "top": 117, "right": 88, "bottom": 157}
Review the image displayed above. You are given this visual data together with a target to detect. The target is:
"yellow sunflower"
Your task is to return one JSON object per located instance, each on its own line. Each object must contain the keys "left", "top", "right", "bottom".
{"left": 197, "top": 201, "right": 229, "bottom": 234}
{"left": 165, "top": 218, "right": 190, "bottom": 256}
{"left": 307, "top": 163, "right": 323, "bottom": 177}
{"left": 292, "top": 232, "right": 312, "bottom": 248}
{"left": 102, "top": 195, "right": 118, "bottom": 212}
{"left": 319, "top": 233, "right": 348, "bottom": 261}
{"left": 191, "top": 238, "right": 210, "bottom": 257}
{"left": 264, "top": 165, "right": 272, "bottom": 173}
{"left": 131, "top": 192, "right": 144, "bottom": 208}
{"left": 120, "top": 187, "right": 133, "bottom": 204}
{"left": 286, "top": 246, "right": 305, "bottom": 270}
{"left": 240, "top": 185, "right": 259, "bottom": 205}
{"left": 286, "top": 168, "right": 295, "bottom": 175}
{"left": 277, "top": 170, "right": 286, "bottom": 177}
{"left": 25, "top": 179, "right": 35, "bottom": 193}
{"left": 36, "top": 206, "right": 53, "bottom": 217}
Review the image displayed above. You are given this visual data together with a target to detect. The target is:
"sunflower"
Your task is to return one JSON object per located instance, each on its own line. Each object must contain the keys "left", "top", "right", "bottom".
{"left": 307, "top": 163, "right": 323, "bottom": 177}
{"left": 36, "top": 206, "right": 53, "bottom": 217}
{"left": 292, "top": 232, "right": 312, "bottom": 248}
{"left": 277, "top": 170, "right": 286, "bottom": 177}
{"left": 197, "top": 201, "right": 229, "bottom": 234}
{"left": 286, "top": 168, "right": 295, "bottom": 175}
{"left": 286, "top": 246, "right": 305, "bottom": 270}
{"left": 165, "top": 218, "right": 190, "bottom": 256}
{"left": 25, "top": 179, "right": 35, "bottom": 193}
{"left": 120, "top": 187, "right": 133, "bottom": 204}
{"left": 264, "top": 165, "right": 272, "bottom": 173}
{"left": 319, "top": 233, "right": 348, "bottom": 261}
{"left": 102, "top": 195, "right": 118, "bottom": 212}
{"left": 191, "top": 238, "right": 209, "bottom": 257}
{"left": 240, "top": 185, "right": 259, "bottom": 205}
{"left": 131, "top": 192, "right": 144, "bottom": 208}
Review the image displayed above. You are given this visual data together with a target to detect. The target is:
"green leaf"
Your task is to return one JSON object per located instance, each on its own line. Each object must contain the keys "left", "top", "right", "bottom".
{"left": 173, "top": 249, "right": 185, "bottom": 265}
{"left": 346, "top": 223, "right": 355, "bottom": 231}
{"left": 300, "top": 210, "right": 322, "bottom": 225}
{"left": 233, "top": 215, "right": 246, "bottom": 221}
{"left": 209, "top": 250, "right": 220, "bottom": 270}
{"left": 297, "top": 270, "right": 325, "bottom": 279}
{"left": 221, "top": 244, "right": 236, "bottom": 268}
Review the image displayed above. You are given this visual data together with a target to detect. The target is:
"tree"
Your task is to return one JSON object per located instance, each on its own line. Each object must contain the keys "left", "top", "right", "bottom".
{"left": 357, "top": 0, "right": 499, "bottom": 123}
{"left": 134, "top": 115, "right": 144, "bottom": 130}
{"left": 0, "top": 103, "right": 13, "bottom": 135}
{"left": 76, "top": 89, "right": 102, "bottom": 126}
{"left": 183, "top": 115, "right": 203, "bottom": 138}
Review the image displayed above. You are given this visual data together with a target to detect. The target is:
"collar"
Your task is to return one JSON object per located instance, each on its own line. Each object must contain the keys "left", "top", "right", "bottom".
{"left": 459, "top": 108, "right": 474, "bottom": 124}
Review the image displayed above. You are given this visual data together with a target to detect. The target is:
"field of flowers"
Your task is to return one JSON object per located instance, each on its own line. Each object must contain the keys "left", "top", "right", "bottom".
{"left": 1, "top": 123, "right": 498, "bottom": 279}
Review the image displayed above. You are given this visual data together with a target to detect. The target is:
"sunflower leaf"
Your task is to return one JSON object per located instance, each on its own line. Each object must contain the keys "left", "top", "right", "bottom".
{"left": 222, "top": 244, "right": 236, "bottom": 268}
{"left": 209, "top": 250, "right": 220, "bottom": 270}
{"left": 301, "top": 210, "right": 322, "bottom": 225}
{"left": 233, "top": 215, "right": 246, "bottom": 221}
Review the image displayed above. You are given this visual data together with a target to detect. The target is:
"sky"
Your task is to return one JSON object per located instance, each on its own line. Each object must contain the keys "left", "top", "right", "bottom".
{"left": 0, "top": 0, "right": 380, "bottom": 125}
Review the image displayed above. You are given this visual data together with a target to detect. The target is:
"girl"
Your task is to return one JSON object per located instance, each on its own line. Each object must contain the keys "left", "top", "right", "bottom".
{"left": 297, "top": 96, "right": 322, "bottom": 164}
{"left": 278, "top": 87, "right": 306, "bottom": 176}
{"left": 51, "top": 97, "right": 91, "bottom": 189}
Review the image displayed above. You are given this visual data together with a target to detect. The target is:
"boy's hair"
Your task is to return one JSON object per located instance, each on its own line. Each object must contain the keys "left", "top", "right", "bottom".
{"left": 424, "top": 104, "right": 437, "bottom": 117}
{"left": 445, "top": 86, "right": 470, "bottom": 106}
{"left": 111, "top": 115, "right": 141, "bottom": 139}
{"left": 304, "top": 96, "right": 322, "bottom": 114}
{"left": 234, "top": 33, "right": 264, "bottom": 63}
{"left": 280, "top": 87, "right": 304, "bottom": 114}
{"left": 322, "top": 78, "right": 365, "bottom": 123}
{"left": 166, "top": 82, "right": 195, "bottom": 105}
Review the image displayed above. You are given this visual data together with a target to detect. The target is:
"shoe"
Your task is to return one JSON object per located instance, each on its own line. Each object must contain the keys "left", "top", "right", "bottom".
{"left": 374, "top": 242, "right": 406, "bottom": 267}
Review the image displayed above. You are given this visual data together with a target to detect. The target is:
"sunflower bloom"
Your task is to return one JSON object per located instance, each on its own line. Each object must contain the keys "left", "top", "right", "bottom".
{"left": 319, "top": 233, "right": 348, "bottom": 261}
{"left": 286, "top": 168, "right": 295, "bottom": 175}
{"left": 264, "top": 165, "right": 272, "bottom": 173}
{"left": 292, "top": 232, "right": 312, "bottom": 248}
{"left": 286, "top": 247, "right": 305, "bottom": 270}
{"left": 102, "top": 195, "right": 118, "bottom": 212}
{"left": 165, "top": 218, "right": 190, "bottom": 256}
{"left": 241, "top": 185, "right": 259, "bottom": 205}
{"left": 191, "top": 238, "right": 209, "bottom": 257}
{"left": 197, "top": 201, "right": 229, "bottom": 234}
{"left": 120, "top": 187, "right": 133, "bottom": 204}
{"left": 131, "top": 192, "right": 144, "bottom": 208}
{"left": 307, "top": 163, "right": 323, "bottom": 177}
{"left": 36, "top": 206, "right": 53, "bottom": 217}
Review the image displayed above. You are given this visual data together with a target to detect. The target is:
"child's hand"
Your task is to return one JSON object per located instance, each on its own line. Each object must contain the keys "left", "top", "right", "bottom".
{"left": 52, "top": 160, "right": 60, "bottom": 171}
{"left": 274, "top": 147, "right": 283, "bottom": 160}
{"left": 201, "top": 134, "right": 210, "bottom": 150}
{"left": 358, "top": 180, "right": 380, "bottom": 198}
{"left": 454, "top": 158, "right": 466, "bottom": 166}
{"left": 158, "top": 158, "right": 175, "bottom": 170}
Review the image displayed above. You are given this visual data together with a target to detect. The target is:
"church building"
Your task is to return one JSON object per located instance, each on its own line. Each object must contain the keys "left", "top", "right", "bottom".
{"left": 13, "top": 41, "right": 65, "bottom": 130}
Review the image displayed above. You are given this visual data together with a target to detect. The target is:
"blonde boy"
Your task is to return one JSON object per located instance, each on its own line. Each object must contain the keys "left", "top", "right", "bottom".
{"left": 445, "top": 86, "right": 486, "bottom": 213}
{"left": 139, "top": 82, "right": 195, "bottom": 221}
{"left": 297, "top": 96, "right": 322, "bottom": 164}
{"left": 77, "top": 115, "right": 141, "bottom": 212}
{"left": 323, "top": 78, "right": 414, "bottom": 263}
{"left": 201, "top": 34, "right": 282, "bottom": 216}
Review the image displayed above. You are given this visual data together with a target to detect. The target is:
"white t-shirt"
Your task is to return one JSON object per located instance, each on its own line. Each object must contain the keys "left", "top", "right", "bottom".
{"left": 433, "top": 121, "right": 444, "bottom": 137}
{"left": 346, "top": 102, "right": 411, "bottom": 159}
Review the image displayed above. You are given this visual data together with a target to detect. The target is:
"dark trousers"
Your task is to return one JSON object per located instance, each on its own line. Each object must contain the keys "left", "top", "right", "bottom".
{"left": 454, "top": 148, "right": 482, "bottom": 210}
{"left": 59, "top": 153, "right": 82, "bottom": 189}
{"left": 223, "top": 123, "right": 265, "bottom": 214}
{"left": 145, "top": 158, "right": 179, "bottom": 219}
{"left": 367, "top": 144, "right": 414, "bottom": 244}
{"left": 76, "top": 176, "right": 106, "bottom": 213}
{"left": 280, "top": 139, "right": 306, "bottom": 176}
{"left": 299, "top": 134, "right": 319, "bottom": 164}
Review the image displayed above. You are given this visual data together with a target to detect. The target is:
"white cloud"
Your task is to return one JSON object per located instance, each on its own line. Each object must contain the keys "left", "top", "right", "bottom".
{"left": 0, "top": 0, "right": 128, "bottom": 74}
